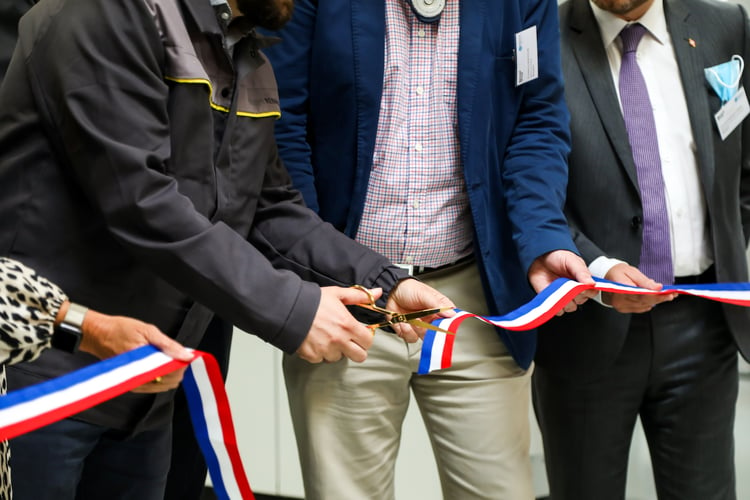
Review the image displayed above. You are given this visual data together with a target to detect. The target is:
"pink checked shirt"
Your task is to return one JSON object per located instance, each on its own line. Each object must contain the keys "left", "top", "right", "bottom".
{"left": 354, "top": 0, "right": 473, "bottom": 268}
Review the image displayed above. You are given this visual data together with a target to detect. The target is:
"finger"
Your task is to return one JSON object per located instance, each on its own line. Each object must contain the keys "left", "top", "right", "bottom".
{"left": 390, "top": 280, "right": 456, "bottom": 311}
{"left": 160, "top": 367, "right": 187, "bottom": 384}
{"left": 648, "top": 294, "right": 677, "bottom": 305}
{"left": 561, "top": 301, "right": 578, "bottom": 314}
{"left": 625, "top": 294, "right": 673, "bottom": 308}
{"left": 392, "top": 323, "right": 420, "bottom": 343}
{"left": 342, "top": 340, "right": 368, "bottom": 363}
{"left": 295, "top": 340, "right": 323, "bottom": 364}
{"left": 624, "top": 269, "right": 663, "bottom": 291}
{"left": 572, "top": 268, "right": 595, "bottom": 285}
{"left": 298, "top": 350, "right": 323, "bottom": 364}
{"left": 343, "top": 286, "right": 383, "bottom": 305}
{"left": 438, "top": 307, "right": 457, "bottom": 318}
{"left": 349, "top": 323, "right": 375, "bottom": 351}
{"left": 323, "top": 351, "right": 343, "bottom": 363}
{"left": 573, "top": 293, "right": 589, "bottom": 306}
{"left": 145, "top": 328, "right": 193, "bottom": 362}
{"left": 582, "top": 289, "right": 598, "bottom": 299}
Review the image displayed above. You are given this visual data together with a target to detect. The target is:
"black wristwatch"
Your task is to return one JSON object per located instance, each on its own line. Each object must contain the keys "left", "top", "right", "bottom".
{"left": 52, "top": 302, "right": 88, "bottom": 353}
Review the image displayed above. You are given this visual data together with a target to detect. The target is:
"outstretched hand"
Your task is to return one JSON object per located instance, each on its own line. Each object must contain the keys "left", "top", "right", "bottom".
{"left": 70, "top": 305, "right": 192, "bottom": 393}
{"left": 296, "top": 286, "right": 379, "bottom": 364}
{"left": 528, "top": 250, "right": 596, "bottom": 315}
{"left": 384, "top": 279, "right": 456, "bottom": 342}
{"left": 602, "top": 263, "right": 677, "bottom": 313}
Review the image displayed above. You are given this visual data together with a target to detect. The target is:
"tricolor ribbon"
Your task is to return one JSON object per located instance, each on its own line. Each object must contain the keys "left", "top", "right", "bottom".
{"left": 418, "top": 277, "right": 750, "bottom": 374}
{"left": 0, "top": 346, "right": 255, "bottom": 500}
{"left": 3, "top": 277, "right": 750, "bottom": 498}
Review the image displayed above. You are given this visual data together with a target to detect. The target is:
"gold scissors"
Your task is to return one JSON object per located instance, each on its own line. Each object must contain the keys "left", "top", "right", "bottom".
{"left": 351, "top": 285, "right": 454, "bottom": 335}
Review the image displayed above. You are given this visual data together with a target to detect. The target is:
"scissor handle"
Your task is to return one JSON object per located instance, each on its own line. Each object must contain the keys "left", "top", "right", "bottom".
{"left": 350, "top": 284, "right": 393, "bottom": 315}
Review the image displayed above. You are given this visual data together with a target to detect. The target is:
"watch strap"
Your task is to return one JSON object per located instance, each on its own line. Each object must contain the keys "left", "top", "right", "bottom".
{"left": 62, "top": 302, "right": 88, "bottom": 330}
{"left": 52, "top": 302, "right": 88, "bottom": 352}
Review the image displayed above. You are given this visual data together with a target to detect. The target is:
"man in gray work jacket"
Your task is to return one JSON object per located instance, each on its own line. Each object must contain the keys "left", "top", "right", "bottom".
{"left": 0, "top": 0, "right": 455, "bottom": 498}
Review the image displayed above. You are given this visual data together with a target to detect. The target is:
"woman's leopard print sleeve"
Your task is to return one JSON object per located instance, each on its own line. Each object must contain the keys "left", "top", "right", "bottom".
{"left": 0, "top": 257, "right": 68, "bottom": 366}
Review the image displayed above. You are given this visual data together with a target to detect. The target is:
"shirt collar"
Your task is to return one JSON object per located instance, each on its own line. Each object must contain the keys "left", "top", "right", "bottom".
{"left": 590, "top": 0, "right": 668, "bottom": 49}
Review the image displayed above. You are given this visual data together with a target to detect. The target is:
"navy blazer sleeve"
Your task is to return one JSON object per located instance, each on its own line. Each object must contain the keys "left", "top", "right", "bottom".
{"left": 263, "top": 0, "right": 320, "bottom": 212}
{"left": 500, "top": 0, "right": 577, "bottom": 273}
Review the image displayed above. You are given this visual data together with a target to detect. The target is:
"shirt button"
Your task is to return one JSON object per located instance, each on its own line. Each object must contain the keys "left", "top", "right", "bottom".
{"left": 220, "top": 11, "right": 230, "bottom": 20}
{"left": 412, "top": 200, "right": 420, "bottom": 209}
{"left": 416, "top": 86, "right": 424, "bottom": 95}
{"left": 414, "top": 142, "right": 423, "bottom": 152}
{"left": 405, "top": 255, "right": 414, "bottom": 264}
{"left": 417, "top": 29, "right": 426, "bottom": 38}
{"left": 221, "top": 87, "right": 231, "bottom": 98}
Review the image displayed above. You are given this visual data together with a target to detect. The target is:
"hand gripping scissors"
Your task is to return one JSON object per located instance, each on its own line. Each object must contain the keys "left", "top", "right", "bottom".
{"left": 351, "top": 285, "right": 454, "bottom": 335}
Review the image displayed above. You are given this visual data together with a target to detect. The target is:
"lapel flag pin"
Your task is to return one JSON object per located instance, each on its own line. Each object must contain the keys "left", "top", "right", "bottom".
{"left": 687, "top": 37, "right": 696, "bottom": 47}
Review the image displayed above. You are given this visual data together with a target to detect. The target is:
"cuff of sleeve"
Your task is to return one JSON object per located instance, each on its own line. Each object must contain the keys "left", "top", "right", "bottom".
{"left": 269, "top": 280, "right": 321, "bottom": 354}
{"left": 589, "top": 256, "right": 628, "bottom": 308}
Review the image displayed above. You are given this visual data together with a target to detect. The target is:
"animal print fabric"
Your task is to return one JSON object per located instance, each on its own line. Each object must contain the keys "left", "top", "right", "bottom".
{"left": 0, "top": 257, "right": 67, "bottom": 499}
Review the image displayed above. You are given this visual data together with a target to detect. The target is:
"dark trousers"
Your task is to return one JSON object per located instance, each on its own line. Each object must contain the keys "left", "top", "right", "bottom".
{"left": 164, "top": 316, "right": 233, "bottom": 500}
{"left": 9, "top": 418, "right": 172, "bottom": 500}
{"left": 534, "top": 296, "right": 738, "bottom": 500}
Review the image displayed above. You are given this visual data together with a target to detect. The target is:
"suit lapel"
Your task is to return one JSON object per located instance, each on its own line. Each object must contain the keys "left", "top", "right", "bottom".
{"left": 666, "top": 0, "right": 715, "bottom": 204}
{"left": 568, "top": 0, "right": 640, "bottom": 190}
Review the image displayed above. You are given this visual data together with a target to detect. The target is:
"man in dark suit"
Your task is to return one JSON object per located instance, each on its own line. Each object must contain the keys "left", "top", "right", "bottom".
{"left": 534, "top": 0, "right": 750, "bottom": 498}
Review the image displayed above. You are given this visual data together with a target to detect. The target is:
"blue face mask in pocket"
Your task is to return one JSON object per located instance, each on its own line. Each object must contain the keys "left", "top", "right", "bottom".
{"left": 704, "top": 55, "right": 744, "bottom": 103}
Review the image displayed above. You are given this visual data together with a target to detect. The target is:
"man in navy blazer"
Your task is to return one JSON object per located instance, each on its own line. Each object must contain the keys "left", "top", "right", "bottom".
{"left": 264, "top": 0, "right": 593, "bottom": 498}
{"left": 534, "top": 0, "right": 750, "bottom": 498}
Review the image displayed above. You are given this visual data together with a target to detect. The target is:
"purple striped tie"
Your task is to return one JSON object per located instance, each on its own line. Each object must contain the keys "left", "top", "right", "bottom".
{"left": 619, "top": 23, "right": 673, "bottom": 284}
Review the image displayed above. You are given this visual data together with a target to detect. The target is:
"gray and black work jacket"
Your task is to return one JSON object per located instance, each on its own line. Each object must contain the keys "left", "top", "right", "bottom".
{"left": 0, "top": 0, "right": 404, "bottom": 431}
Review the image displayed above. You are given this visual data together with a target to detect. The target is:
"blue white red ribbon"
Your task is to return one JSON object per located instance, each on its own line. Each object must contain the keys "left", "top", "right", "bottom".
{"left": 0, "top": 346, "right": 255, "bottom": 500}
{"left": 3, "top": 277, "right": 750, "bottom": 497}
{"left": 418, "top": 277, "right": 750, "bottom": 374}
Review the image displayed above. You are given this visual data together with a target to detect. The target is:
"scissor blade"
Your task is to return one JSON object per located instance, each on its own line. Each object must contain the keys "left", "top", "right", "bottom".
{"left": 398, "top": 306, "right": 454, "bottom": 322}
{"left": 407, "top": 319, "right": 454, "bottom": 336}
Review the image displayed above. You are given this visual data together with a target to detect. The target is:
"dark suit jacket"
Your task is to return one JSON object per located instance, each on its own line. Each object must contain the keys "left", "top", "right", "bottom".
{"left": 535, "top": 0, "right": 750, "bottom": 380}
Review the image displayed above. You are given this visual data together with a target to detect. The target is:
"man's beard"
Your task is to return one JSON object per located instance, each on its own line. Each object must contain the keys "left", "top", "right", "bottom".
{"left": 236, "top": 0, "right": 294, "bottom": 30}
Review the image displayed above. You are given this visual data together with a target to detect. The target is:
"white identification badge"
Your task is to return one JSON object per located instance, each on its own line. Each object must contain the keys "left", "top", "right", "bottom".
{"left": 714, "top": 86, "right": 750, "bottom": 140}
{"left": 515, "top": 26, "right": 538, "bottom": 86}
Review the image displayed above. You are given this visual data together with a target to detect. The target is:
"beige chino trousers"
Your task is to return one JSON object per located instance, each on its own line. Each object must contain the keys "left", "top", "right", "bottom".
{"left": 283, "top": 263, "right": 534, "bottom": 500}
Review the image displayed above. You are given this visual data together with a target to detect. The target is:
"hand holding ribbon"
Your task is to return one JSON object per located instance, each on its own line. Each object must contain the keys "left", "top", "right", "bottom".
{"left": 600, "top": 262, "right": 678, "bottom": 312}
{"left": 353, "top": 279, "right": 456, "bottom": 342}
{"left": 419, "top": 277, "right": 750, "bottom": 374}
{"left": 0, "top": 347, "right": 255, "bottom": 500}
{"left": 5, "top": 277, "right": 750, "bottom": 499}
{"left": 527, "top": 250, "right": 596, "bottom": 315}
